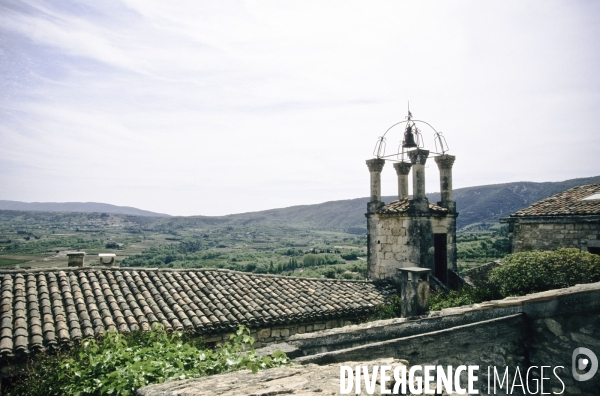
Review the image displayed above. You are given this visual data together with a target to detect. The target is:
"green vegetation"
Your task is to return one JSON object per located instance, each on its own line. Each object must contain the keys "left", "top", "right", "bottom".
{"left": 456, "top": 229, "right": 510, "bottom": 271}
{"left": 0, "top": 211, "right": 368, "bottom": 279}
{"left": 430, "top": 286, "right": 497, "bottom": 311}
{"left": 488, "top": 248, "right": 600, "bottom": 296}
{"left": 0, "top": 258, "right": 27, "bottom": 267}
{"left": 1, "top": 236, "right": 105, "bottom": 255}
{"left": 431, "top": 249, "right": 600, "bottom": 310}
{"left": 370, "top": 294, "right": 403, "bottom": 320}
{"left": 3, "top": 325, "right": 289, "bottom": 396}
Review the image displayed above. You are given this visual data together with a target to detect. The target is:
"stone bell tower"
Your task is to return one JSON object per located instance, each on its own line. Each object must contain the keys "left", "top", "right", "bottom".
{"left": 366, "top": 111, "right": 458, "bottom": 286}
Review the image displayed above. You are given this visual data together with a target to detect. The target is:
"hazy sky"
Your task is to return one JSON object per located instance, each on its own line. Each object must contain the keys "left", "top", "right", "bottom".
{"left": 1, "top": 1, "right": 599, "bottom": 216}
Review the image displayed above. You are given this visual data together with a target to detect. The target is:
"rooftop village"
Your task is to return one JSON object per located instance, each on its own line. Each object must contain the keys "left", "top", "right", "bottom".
{"left": 1, "top": 113, "right": 599, "bottom": 395}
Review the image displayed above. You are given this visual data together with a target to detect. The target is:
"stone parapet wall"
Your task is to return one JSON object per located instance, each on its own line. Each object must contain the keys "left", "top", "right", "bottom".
{"left": 296, "top": 314, "right": 528, "bottom": 395}
{"left": 138, "top": 283, "right": 600, "bottom": 396}
{"left": 289, "top": 281, "right": 600, "bottom": 356}
{"left": 292, "top": 282, "right": 600, "bottom": 395}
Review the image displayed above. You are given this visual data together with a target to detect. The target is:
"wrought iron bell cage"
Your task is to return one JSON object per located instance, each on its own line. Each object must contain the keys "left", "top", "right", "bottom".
{"left": 372, "top": 107, "right": 450, "bottom": 162}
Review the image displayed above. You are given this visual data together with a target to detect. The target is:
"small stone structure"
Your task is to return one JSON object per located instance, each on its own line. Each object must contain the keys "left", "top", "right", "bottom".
{"left": 501, "top": 183, "right": 600, "bottom": 254}
{"left": 397, "top": 267, "right": 430, "bottom": 317}
{"left": 98, "top": 253, "right": 116, "bottom": 267}
{"left": 366, "top": 150, "right": 458, "bottom": 284}
{"left": 66, "top": 252, "right": 85, "bottom": 267}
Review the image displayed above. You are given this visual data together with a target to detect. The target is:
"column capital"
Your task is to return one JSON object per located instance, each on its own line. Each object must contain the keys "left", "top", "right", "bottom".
{"left": 393, "top": 161, "right": 412, "bottom": 175}
{"left": 407, "top": 149, "right": 429, "bottom": 166}
{"left": 366, "top": 158, "right": 385, "bottom": 173}
{"left": 434, "top": 154, "right": 456, "bottom": 170}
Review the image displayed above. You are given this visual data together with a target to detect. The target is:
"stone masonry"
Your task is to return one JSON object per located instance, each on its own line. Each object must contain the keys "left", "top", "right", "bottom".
{"left": 366, "top": 150, "right": 457, "bottom": 283}
{"left": 505, "top": 217, "right": 600, "bottom": 253}
{"left": 138, "top": 281, "right": 600, "bottom": 396}
{"left": 501, "top": 184, "right": 600, "bottom": 254}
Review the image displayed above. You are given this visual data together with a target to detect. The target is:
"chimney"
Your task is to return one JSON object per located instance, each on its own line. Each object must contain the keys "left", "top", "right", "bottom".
{"left": 366, "top": 158, "right": 385, "bottom": 213}
{"left": 407, "top": 149, "right": 429, "bottom": 212}
{"left": 434, "top": 154, "right": 456, "bottom": 212}
{"left": 393, "top": 162, "right": 412, "bottom": 200}
{"left": 67, "top": 252, "right": 85, "bottom": 268}
{"left": 99, "top": 253, "right": 116, "bottom": 267}
{"left": 397, "top": 267, "right": 431, "bottom": 317}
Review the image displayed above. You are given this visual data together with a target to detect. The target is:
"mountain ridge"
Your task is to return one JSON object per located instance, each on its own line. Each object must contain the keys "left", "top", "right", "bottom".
{"left": 0, "top": 200, "right": 170, "bottom": 218}
{"left": 2, "top": 175, "right": 599, "bottom": 230}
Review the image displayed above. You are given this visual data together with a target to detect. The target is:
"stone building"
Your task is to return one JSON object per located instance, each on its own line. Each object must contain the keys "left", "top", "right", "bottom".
{"left": 501, "top": 183, "right": 600, "bottom": 254}
{"left": 365, "top": 149, "right": 458, "bottom": 284}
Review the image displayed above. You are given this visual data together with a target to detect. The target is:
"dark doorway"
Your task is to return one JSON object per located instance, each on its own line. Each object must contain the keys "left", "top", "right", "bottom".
{"left": 589, "top": 247, "right": 600, "bottom": 256}
{"left": 434, "top": 233, "right": 448, "bottom": 283}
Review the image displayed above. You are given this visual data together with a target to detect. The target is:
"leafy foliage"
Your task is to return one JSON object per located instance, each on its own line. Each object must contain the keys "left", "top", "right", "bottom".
{"left": 456, "top": 233, "right": 509, "bottom": 262}
{"left": 488, "top": 248, "right": 600, "bottom": 296}
{"left": 1, "top": 236, "right": 105, "bottom": 255}
{"left": 431, "top": 249, "right": 600, "bottom": 310}
{"left": 3, "top": 325, "right": 289, "bottom": 396}
{"left": 370, "top": 294, "right": 403, "bottom": 320}
{"left": 429, "top": 286, "right": 498, "bottom": 311}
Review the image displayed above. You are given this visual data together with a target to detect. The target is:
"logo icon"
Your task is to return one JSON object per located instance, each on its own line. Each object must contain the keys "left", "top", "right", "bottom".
{"left": 572, "top": 347, "right": 598, "bottom": 381}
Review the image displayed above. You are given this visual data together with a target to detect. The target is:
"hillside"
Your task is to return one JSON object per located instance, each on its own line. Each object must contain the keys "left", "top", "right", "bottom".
{"left": 147, "top": 175, "right": 600, "bottom": 233}
{"left": 2, "top": 175, "right": 599, "bottom": 232}
{"left": 220, "top": 175, "right": 600, "bottom": 231}
{"left": 0, "top": 200, "right": 170, "bottom": 218}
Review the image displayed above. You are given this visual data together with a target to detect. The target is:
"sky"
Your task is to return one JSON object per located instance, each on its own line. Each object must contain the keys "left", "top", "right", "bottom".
{"left": 1, "top": 0, "right": 599, "bottom": 216}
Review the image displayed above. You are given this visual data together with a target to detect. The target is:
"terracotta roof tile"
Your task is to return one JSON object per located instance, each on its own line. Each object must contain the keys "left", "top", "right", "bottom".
{"left": 377, "top": 198, "right": 448, "bottom": 214}
{"left": 508, "top": 183, "right": 600, "bottom": 217}
{"left": 0, "top": 268, "right": 394, "bottom": 359}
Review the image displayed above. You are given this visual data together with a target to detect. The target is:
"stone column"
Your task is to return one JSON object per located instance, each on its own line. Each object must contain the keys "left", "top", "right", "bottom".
{"left": 366, "top": 158, "right": 385, "bottom": 213}
{"left": 393, "top": 162, "right": 412, "bottom": 200}
{"left": 434, "top": 154, "right": 456, "bottom": 212}
{"left": 434, "top": 154, "right": 458, "bottom": 276}
{"left": 407, "top": 149, "right": 429, "bottom": 212}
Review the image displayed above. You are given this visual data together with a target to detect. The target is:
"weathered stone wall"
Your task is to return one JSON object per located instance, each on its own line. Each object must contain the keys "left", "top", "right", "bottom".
{"left": 507, "top": 216, "right": 600, "bottom": 253}
{"left": 139, "top": 283, "right": 600, "bottom": 396}
{"left": 528, "top": 312, "right": 600, "bottom": 395}
{"left": 294, "top": 314, "right": 528, "bottom": 395}
{"left": 203, "top": 318, "right": 353, "bottom": 348}
{"left": 369, "top": 213, "right": 414, "bottom": 279}
{"left": 292, "top": 282, "right": 600, "bottom": 395}
{"left": 139, "top": 358, "right": 412, "bottom": 396}
{"left": 368, "top": 214, "right": 451, "bottom": 279}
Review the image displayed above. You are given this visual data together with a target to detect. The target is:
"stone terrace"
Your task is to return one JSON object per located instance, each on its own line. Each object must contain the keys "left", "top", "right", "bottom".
{"left": 0, "top": 268, "right": 395, "bottom": 359}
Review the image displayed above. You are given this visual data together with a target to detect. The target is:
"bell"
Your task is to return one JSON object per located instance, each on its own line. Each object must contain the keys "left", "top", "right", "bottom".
{"left": 402, "top": 124, "right": 418, "bottom": 148}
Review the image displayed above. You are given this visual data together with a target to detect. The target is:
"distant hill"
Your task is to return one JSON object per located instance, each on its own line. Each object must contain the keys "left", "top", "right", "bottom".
{"left": 2, "top": 175, "right": 599, "bottom": 231}
{"left": 210, "top": 175, "right": 600, "bottom": 231}
{"left": 0, "top": 200, "right": 170, "bottom": 217}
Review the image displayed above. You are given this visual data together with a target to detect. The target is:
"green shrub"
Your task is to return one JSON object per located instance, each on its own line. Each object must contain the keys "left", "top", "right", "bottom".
{"left": 488, "top": 248, "right": 600, "bottom": 296}
{"left": 370, "top": 295, "right": 403, "bottom": 320}
{"left": 429, "top": 286, "right": 498, "bottom": 311}
{"left": 4, "top": 325, "right": 289, "bottom": 396}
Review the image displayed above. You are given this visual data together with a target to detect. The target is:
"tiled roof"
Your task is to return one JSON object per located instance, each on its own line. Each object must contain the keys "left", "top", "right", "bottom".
{"left": 508, "top": 184, "right": 600, "bottom": 217}
{"left": 377, "top": 198, "right": 449, "bottom": 214}
{"left": 0, "top": 267, "right": 394, "bottom": 359}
